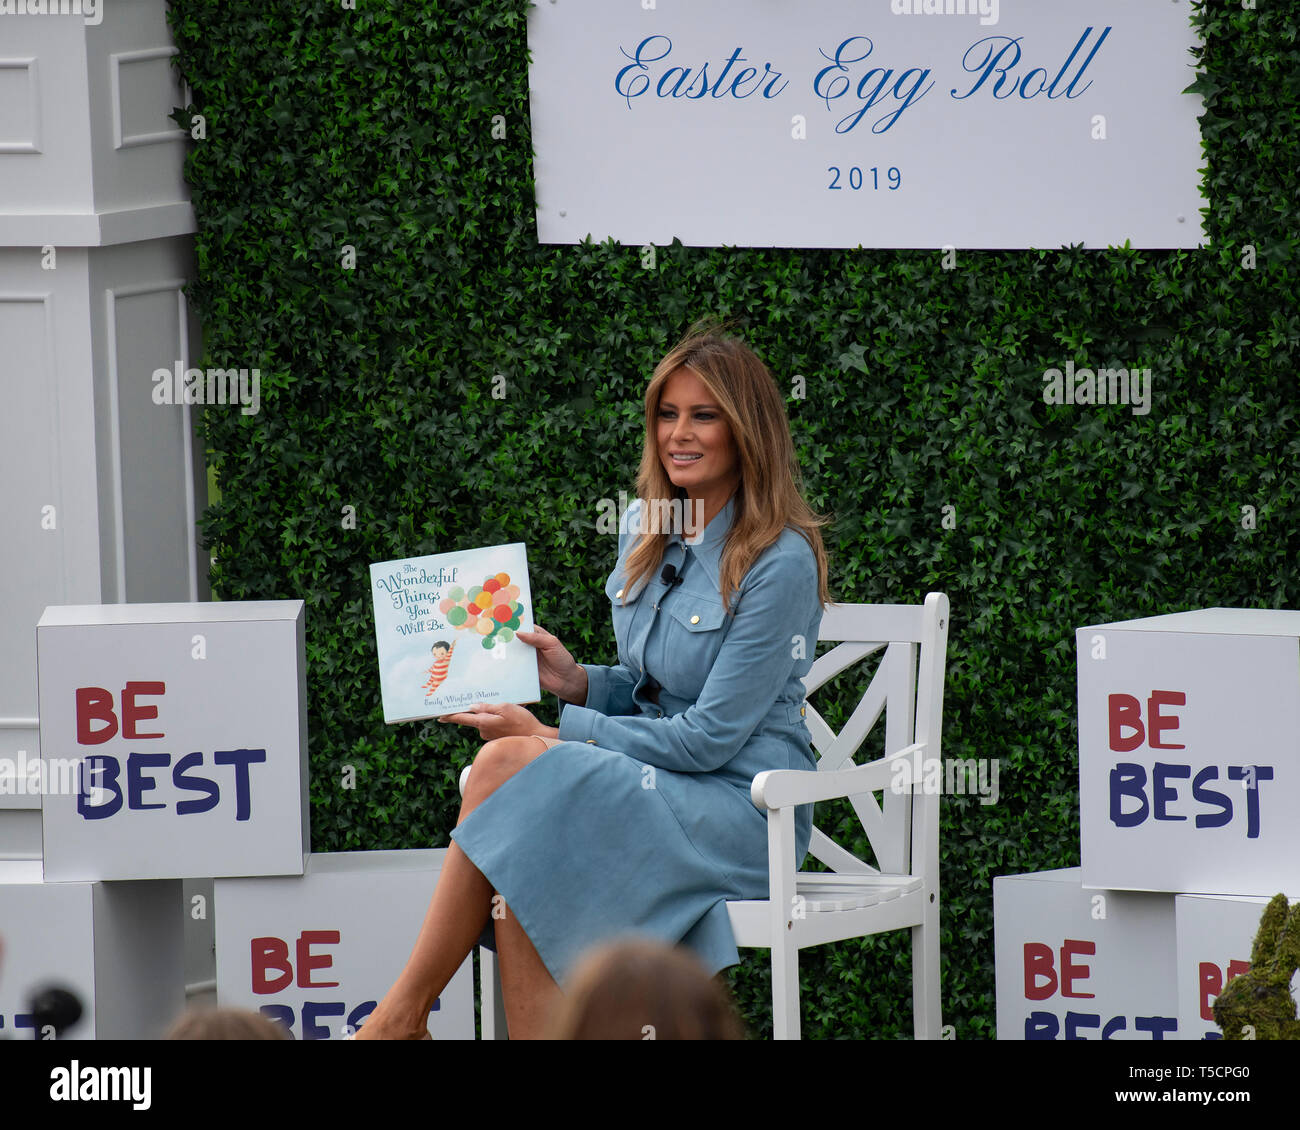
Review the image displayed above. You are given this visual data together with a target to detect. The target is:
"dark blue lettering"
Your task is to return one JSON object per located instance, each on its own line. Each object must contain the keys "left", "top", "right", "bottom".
{"left": 813, "top": 37, "right": 870, "bottom": 114}
{"left": 348, "top": 1001, "right": 378, "bottom": 1032}
{"left": 174, "top": 751, "right": 220, "bottom": 815}
{"left": 77, "top": 755, "right": 122, "bottom": 819}
{"left": 812, "top": 38, "right": 931, "bottom": 134}
{"left": 1064, "top": 1011, "right": 1100, "bottom": 1040}
{"left": 1045, "top": 28, "right": 1091, "bottom": 98}
{"left": 127, "top": 752, "right": 170, "bottom": 811}
{"left": 761, "top": 63, "right": 789, "bottom": 99}
{"left": 614, "top": 36, "right": 672, "bottom": 107}
{"left": 1192, "top": 766, "right": 1231, "bottom": 829}
{"left": 683, "top": 64, "right": 710, "bottom": 100}
{"left": 1228, "top": 765, "right": 1274, "bottom": 838}
{"left": 302, "top": 1001, "right": 345, "bottom": 1041}
{"left": 951, "top": 36, "right": 1024, "bottom": 101}
{"left": 1025, "top": 1011, "right": 1057, "bottom": 1039}
{"left": 1134, "top": 1015, "right": 1178, "bottom": 1040}
{"left": 258, "top": 1004, "right": 295, "bottom": 1037}
{"left": 656, "top": 66, "right": 692, "bottom": 98}
{"left": 728, "top": 65, "right": 758, "bottom": 97}
{"left": 1064, "top": 26, "right": 1111, "bottom": 98}
{"left": 1018, "top": 67, "right": 1049, "bottom": 99}
{"left": 1109, "top": 763, "right": 1147, "bottom": 827}
{"left": 1152, "top": 762, "right": 1190, "bottom": 821}
{"left": 214, "top": 748, "right": 267, "bottom": 822}
{"left": 709, "top": 48, "right": 744, "bottom": 98}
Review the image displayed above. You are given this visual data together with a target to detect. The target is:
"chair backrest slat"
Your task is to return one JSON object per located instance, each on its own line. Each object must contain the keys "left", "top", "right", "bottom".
{"left": 804, "top": 640, "right": 887, "bottom": 696}
{"left": 882, "top": 641, "right": 918, "bottom": 874}
{"left": 813, "top": 669, "right": 888, "bottom": 774}
{"left": 799, "top": 595, "right": 948, "bottom": 879}
{"left": 819, "top": 602, "right": 927, "bottom": 645}
{"left": 807, "top": 827, "right": 879, "bottom": 876}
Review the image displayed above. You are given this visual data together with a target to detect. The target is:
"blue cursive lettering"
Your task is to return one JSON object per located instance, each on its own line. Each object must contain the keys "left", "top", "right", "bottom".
{"left": 614, "top": 36, "right": 788, "bottom": 109}
{"left": 812, "top": 37, "right": 933, "bottom": 134}
{"left": 951, "top": 27, "right": 1111, "bottom": 102}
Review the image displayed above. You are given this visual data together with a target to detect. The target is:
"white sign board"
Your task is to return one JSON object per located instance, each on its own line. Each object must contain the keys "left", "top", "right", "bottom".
{"left": 1077, "top": 609, "right": 1300, "bottom": 896}
{"left": 0, "top": 861, "right": 184, "bottom": 1039}
{"left": 994, "top": 868, "right": 1178, "bottom": 1039}
{"left": 1175, "top": 893, "right": 1300, "bottom": 1041}
{"left": 214, "top": 850, "right": 475, "bottom": 1040}
{"left": 527, "top": 0, "right": 1205, "bottom": 249}
{"left": 38, "top": 602, "right": 309, "bottom": 882}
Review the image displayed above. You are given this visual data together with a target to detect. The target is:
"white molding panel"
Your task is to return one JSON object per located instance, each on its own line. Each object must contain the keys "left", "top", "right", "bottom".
{"left": 109, "top": 46, "right": 185, "bottom": 150}
{"left": 0, "top": 58, "right": 42, "bottom": 154}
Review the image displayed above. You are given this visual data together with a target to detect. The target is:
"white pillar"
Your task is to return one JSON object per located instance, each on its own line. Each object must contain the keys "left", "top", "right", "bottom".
{"left": 0, "top": 5, "right": 214, "bottom": 1011}
{"left": 1, "top": 1, "right": 204, "bottom": 859}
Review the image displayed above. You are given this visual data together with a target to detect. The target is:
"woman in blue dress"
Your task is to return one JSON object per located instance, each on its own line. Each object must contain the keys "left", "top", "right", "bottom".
{"left": 358, "top": 322, "right": 831, "bottom": 1039}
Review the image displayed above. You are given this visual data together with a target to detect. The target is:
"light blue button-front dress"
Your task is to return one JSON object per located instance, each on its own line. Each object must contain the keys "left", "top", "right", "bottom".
{"left": 450, "top": 492, "right": 824, "bottom": 983}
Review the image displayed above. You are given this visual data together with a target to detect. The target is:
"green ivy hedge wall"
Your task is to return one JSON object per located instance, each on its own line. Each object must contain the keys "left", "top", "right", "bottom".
{"left": 167, "top": 0, "right": 1299, "bottom": 1039}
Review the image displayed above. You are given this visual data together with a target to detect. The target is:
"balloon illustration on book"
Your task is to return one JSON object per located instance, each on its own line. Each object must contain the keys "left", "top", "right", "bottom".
{"left": 438, "top": 573, "right": 525, "bottom": 652}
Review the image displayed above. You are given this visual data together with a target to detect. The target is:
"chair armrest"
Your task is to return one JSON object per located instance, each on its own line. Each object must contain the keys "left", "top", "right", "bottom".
{"left": 750, "top": 742, "right": 925, "bottom": 810}
{"left": 461, "top": 743, "right": 926, "bottom": 808}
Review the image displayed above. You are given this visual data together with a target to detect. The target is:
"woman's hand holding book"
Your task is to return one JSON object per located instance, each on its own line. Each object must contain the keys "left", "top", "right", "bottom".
{"left": 517, "top": 627, "right": 588, "bottom": 707}
{"left": 437, "top": 702, "right": 555, "bottom": 741}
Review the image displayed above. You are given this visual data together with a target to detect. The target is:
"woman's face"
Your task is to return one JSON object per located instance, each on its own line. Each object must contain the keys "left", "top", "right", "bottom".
{"left": 656, "top": 366, "right": 739, "bottom": 501}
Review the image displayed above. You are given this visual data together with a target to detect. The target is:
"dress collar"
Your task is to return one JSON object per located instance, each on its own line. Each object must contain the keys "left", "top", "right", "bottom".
{"left": 670, "top": 492, "right": 736, "bottom": 575}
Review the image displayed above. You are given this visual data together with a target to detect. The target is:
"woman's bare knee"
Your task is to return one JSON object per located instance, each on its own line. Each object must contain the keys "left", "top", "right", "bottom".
{"left": 464, "top": 736, "right": 545, "bottom": 805}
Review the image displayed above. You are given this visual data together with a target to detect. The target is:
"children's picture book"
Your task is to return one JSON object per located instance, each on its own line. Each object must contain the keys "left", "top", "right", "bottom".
{"left": 369, "top": 542, "right": 541, "bottom": 724}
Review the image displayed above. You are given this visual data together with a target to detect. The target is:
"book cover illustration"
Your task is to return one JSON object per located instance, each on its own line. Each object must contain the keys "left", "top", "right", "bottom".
{"left": 369, "top": 542, "right": 541, "bottom": 724}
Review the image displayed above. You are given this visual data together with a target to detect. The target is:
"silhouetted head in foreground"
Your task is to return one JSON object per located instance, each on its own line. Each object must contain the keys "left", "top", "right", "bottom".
{"left": 165, "top": 1006, "right": 291, "bottom": 1040}
{"left": 544, "top": 938, "right": 747, "bottom": 1040}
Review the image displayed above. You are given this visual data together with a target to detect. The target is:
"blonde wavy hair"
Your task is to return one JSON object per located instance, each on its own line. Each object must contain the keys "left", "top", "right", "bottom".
{"left": 623, "top": 319, "right": 832, "bottom": 613}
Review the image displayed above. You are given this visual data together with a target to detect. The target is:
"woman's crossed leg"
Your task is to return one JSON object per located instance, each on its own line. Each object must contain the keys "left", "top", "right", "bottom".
{"left": 355, "top": 734, "right": 559, "bottom": 1039}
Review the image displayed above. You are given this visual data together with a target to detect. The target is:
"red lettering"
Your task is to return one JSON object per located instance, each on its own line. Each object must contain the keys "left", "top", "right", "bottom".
{"left": 1108, "top": 694, "right": 1144, "bottom": 752}
{"left": 1024, "top": 942, "right": 1056, "bottom": 1000}
{"left": 251, "top": 936, "right": 293, "bottom": 995}
{"left": 1060, "top": 939, "right": 1095, "bottom": 998}
{"left": 1147, "top": 690, "right": 1185, "bottom": 750}
{"left": 1198, "top": 961, "right": 1222, "bottom": 1020}
{"left": 75, "top": 687, "right": 118, "bottom": 745}
{"left": 1199, "top": 959, "right": 1251, "bottom": 1020}
{"left": 296, "top": 930, "right": 341, "bottom": 989}
{"left": 121, "top": 680, "right": 165, "bottom": 740}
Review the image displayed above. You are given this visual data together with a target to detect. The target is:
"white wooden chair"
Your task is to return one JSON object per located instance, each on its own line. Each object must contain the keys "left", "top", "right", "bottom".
{"left": 462, "top": 591, "right": 950, "bottom": 1040}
